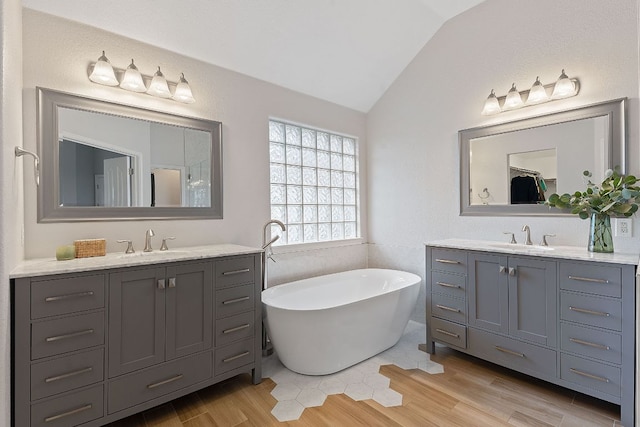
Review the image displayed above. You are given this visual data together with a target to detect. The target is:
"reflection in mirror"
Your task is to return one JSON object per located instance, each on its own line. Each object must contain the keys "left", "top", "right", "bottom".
{"left": 508, "top": 149, "right": 557, "bottom": 204}
{"left": 38, "top": 88, "right": 222, "bottom": 222}
{"left": 460, "top": 98, "right": 625, "bottom": 216}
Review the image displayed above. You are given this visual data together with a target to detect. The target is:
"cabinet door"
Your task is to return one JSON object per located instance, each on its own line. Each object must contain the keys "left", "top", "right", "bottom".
{"left": 166, "top": 261, "right": 213, "bottom": 360}
{"left": 469, "top": 252, "right": 509, "bottom": 334}
{"left": 109, "top": 267, "right": 166, "bottom": 377}
{"left": 508, "top": 257, "right": 557, "bottom": 346}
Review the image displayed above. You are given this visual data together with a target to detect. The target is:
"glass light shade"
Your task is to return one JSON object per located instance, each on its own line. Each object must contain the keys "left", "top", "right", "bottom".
{"left": 503, "top": 83, "right": 524, "bottom": 110}
{"left": 481, "top": 89, "right": 501, "bottom": 115}
{"left": 89, "top": 51, "right": 118, "bottom": 86}
{"left": 119, "top": 59, "right": 146, "bottom": 92}
{"left": 551, "top": 69, "right": 576, "bottom": 99}
{"left": 526, "top": 76, "right": 549, "bottom": 105}
{"left": 172, "top": 73, "right": 195, "bottom": 104}
{"left": 146, "top": 66, "right": 172, "bottom": 98}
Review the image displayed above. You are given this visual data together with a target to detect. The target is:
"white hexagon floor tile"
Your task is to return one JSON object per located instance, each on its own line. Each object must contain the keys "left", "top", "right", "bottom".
{"left": 263, "top": 320, "right": 443, "bottom": 422}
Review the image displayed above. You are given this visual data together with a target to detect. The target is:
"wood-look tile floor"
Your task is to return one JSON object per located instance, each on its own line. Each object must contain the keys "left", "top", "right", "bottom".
{"left": 107, "top": 346, "right": 621, "bottom": 427}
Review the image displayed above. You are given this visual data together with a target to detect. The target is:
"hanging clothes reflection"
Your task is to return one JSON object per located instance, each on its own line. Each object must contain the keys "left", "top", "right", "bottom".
{"left": 510, "top": 166, "right": 547, "bottom": 204}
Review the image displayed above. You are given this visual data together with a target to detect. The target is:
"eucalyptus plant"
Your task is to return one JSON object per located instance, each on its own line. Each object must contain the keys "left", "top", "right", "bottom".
{"left": 546, "top": 167, "right": 640, "bottom": 219}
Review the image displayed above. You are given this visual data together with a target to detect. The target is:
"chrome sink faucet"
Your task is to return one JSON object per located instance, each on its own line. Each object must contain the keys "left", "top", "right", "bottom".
{"left": 522, "top": 225, "right": 532, "bottom": 245}
{"left": 144, "top": 229, "right": 155, "bottom": 252}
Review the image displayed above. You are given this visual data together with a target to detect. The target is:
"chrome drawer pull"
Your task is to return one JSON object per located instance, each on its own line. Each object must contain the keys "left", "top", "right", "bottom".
{"left": 435, "top": 259, "right": 460, "bottom": 265}
{"left": 569, "top": 368, "right": 609, "bottom": 383}
{"left": 568, "top": 306, "right": 610, "bottom": 317}
{"left": 222, "top": 296, "right": 250, "bottom": 305}
{"left": 45, "top": 329, "right": 94, "bottom": 342}
{"left": 44, "top": 404, "right": 92, "bottom": 423}
{"left": 436, "top": 304, "right": 460, "bottom": 313}
{"left": 569, "top": 337, "right": 610, "bottom": 351}
{"left": 222, "top": 268, "right": 250, "bottom": 276}
{"left": 223, "top": 323, "right": 251, "bottom": 334}
{"left": 435, "top": 328, "right": 459, "bottom": 338}
{"left": 568, "top": 275, "right": 609, "bottom": 284}
{"left": 436, "top": 282, "right": 460, "bottom": 289}
{"left": 147, "top": 374, "right": 184, "bottom": 389}
{"left": 45, "top": 367, "right": 93, "bottom": 383}
{"left": 45, "top": 291, "right": 94, "bottom": 302}
{"left": 223, "top": 351, "right": 250, "bottom": 363}
{"left": 495, "top": 346, "right": 525, "bottom": 358}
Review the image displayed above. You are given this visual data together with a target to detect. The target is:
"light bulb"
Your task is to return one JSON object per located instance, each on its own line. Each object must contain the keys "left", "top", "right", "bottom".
{"left": 551, "top": 69, "right": 576, "bottom": 99}
{"left": 119, "top": 59, "right": 146, "bottom": 92}
{"left": 89, "top": 51, "right": 118, "bottom": 86}
{"left": 526, "top": 76, "right": 549, "bottom": 105}
{"left": 503, "top": 83, "right": 524, "bottom": 110}
{"left": 481, "top": 89, "right": 501, "bottom": 115}
{"left": 172, "top": 73, "right": 195, "bottom": 104}
{"left": 146, "top": 66, "right": 171, "bottom": 98}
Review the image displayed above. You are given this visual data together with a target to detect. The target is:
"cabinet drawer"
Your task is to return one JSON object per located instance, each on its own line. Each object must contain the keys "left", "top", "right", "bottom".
{"left": 431, "top": 317, "right": 466, "bottom": 349}
{"left": 559, "top": 262, "right": 621, "bottom": 297}
{"left": 30, "top": 384, "right": 103, "bottom": 427}
{"left": 560, "top": 323, "right": 621, "bottom": 365}
{"left": 431, "top": 271, "right": 465, "bottom": 299}
{"left": 430, "top": 248, "right": 467, "bottom": 275}
{"left": 216, "top": 284, "right": 255, "bottom": 318}
{"left": 468, "top": 328, "right": 556, "bottom": 378}
{"left": 215, "top": 338, "right": 255, "bottom": 375}
{"left": 31, "top": 274, "right": 105, "bottom": 319}
{"left": 431, "top": 293, "right": 466, "bottom": 323}
{"left": 32, "top": 312, "right": 104, "bottom": 360}
{"left": 216, "top": 257, "right": 256, "bottom": 288}
{"left": 216, "top": 311, "right": 255, "bottom": 347}
{"left": 560, "top": 353, "right": 621, "bottom": 398}
{"left": 31, "top": 348, "right": 104, "bottom": 400}
{"left": 108, "top": 351, "right": 212, "bottom": 414}
{"left": 560, "top": 292, "right": 621, "bottom": 332}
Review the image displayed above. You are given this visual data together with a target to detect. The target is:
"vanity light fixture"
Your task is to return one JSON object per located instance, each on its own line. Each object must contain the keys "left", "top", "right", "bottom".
{"left": 482, "top": 69, "right": 579, "bottom": 115}
{"left": 88, "top": 51, "right": 119, "bottom": 86}
{"left": 119, "top": 59, "right": 146, "bottom": 93}
{"left": 88, "top": 52, "right": 196, "bottom": 103}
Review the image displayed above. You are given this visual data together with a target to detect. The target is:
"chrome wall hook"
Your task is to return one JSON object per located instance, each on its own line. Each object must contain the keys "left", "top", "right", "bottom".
{"left": 15, "top": 147, "right": 40, "bottom": 186}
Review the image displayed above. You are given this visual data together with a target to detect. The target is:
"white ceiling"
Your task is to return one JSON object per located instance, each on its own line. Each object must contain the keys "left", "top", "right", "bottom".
{"left": 22, "top": 0, "right": 483, "bottom": 112}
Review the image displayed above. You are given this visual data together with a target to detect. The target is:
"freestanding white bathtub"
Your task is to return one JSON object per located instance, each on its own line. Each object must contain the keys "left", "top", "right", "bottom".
{"left": 262, "top": 268, "right": 421, "bottom": 375}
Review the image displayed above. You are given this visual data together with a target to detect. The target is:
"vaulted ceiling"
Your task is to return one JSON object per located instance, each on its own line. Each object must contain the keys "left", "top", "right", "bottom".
{"left": 22, "top": 0, "right": 484, "bottom": 112}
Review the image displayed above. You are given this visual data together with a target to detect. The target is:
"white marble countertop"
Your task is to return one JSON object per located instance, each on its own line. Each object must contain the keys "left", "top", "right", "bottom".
{"left": 10, "top": 244, "right": 263, "bottom": 279}
{"left": 426, "top": 238, "right": 639, "bottom": 266}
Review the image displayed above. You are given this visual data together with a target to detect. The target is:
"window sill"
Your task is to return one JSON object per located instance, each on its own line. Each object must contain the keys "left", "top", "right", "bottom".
{"left": 271, "top": 238, "right": 365, "bottom": 254}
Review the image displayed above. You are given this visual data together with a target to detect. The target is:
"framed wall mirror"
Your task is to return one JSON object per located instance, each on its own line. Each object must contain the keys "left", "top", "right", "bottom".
{"left": 37, "top": 87, "right": 223, "bottom": 222}
{"left": 459, "top": 98, "right": 626, "bottom": 216}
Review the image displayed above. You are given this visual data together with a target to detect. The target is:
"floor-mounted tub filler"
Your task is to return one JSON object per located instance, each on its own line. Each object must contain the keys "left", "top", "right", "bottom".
{"left": 262, "top": 268, "right": 421, "bottom": 375}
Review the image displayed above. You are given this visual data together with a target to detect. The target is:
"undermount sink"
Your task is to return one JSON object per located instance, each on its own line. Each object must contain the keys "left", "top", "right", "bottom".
{"left": 117, "top": 250, "right": 189, "bottom": 259}
{"left": 488, "top": 243, "right": 555, "bottom": 252}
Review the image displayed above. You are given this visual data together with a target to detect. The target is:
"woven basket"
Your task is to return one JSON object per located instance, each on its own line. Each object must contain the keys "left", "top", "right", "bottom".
{"left": 74, "top": 239, "right": 106, "bottom": 258}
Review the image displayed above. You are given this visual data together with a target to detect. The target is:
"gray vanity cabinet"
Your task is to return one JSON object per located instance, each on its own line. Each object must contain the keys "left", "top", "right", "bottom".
{"left": 108, "top": 261, "right": 213, "bottom": 377}
{"left": 12, "top": 249, "right": 262, "bottom": 427}
{"left": 469, "top": 253, "right": 557, "bottom": 346}
{"left": 426, "top": 243, "right": 636, "bottom": 427}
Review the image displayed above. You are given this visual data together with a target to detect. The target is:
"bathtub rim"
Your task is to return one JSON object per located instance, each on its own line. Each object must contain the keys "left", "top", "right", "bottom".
{"left": 262, "top": 268, "right": 421, "bottom": 311}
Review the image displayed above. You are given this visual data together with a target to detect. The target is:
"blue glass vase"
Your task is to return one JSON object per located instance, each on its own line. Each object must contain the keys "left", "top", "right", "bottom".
{"left": 588, "top": 213, "right": 613, "bottom": 253}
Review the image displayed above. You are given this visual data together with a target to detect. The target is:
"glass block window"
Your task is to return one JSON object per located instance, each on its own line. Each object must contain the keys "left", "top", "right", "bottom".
{"left": 269, "top": 120, "right": 359, "bottom": 245}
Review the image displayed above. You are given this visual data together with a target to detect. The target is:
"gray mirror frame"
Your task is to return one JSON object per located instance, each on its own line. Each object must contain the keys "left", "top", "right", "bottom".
{"left": 37, "top": 87, "right": 223, "bottom": 222}
{"left": 460, "top": 98, "right": 626, "bottom": 216}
